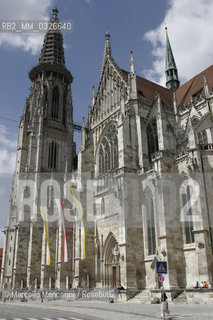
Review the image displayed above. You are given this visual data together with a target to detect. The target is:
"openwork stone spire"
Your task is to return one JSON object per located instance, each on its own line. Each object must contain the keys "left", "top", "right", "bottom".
{"left": 29, "top": 7, "right": 72, "bottom": 83}
{"left": 39, "top": 7, "right": 65, "bottom": 65}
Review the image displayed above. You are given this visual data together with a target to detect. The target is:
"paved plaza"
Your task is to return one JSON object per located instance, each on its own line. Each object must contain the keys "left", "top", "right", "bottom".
{"left": 0, "top": 300, "right": 213, "bottom": 320}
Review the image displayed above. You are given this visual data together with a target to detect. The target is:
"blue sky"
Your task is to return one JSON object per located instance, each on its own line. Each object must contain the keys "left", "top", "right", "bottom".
{"left": 1, "top": 0, "right": 213, "bottom": 246}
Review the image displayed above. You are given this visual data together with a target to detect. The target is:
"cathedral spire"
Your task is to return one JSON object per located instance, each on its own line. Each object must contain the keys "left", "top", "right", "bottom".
{"left": 100, "top": 32, "right": 111, "bottom": 76}
{"left": 39, "top": 7, "right": 65, "bottom": 65}
{"left": 165, "top": 27, "right": 179, "bottom": 92}
{"left": 29, "top": 7, "right": 72, "bottom": 83}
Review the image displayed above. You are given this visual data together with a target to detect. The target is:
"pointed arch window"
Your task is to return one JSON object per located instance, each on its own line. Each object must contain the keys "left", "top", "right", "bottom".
{"left": 63, "top": 91, "right": 67, "bottom": 125}
{"left": 98, "top": 124, "right": 118, "bottom": 175}
{"left": 43, "top": 86, "right": 48, "bottom": 118}
{"left": 99, "top": 146, "right": 104, "bottom": 175}
{"left": 198, "top": 130, "right": 208, "bottom": 148}
{"left": 146, "top": 119, "right": 159, "bottom": 162}
{"left": 147, "top": 196, "right": 156, "bottom": 255}
{"left": 101, "top": 197, "right": 105, "bottom": 215}
{"left": 48, "top": 141, "right": 58, "bottom": 170}
{"left": 180, "top": 179, "right": 195, "bottom": 244}
{"left": 97, "top": 244, "right": 101, "bottom": 281}
{"left": 203, "top": 130, "right": 208, "bottom": 144}
{"left": 105, "top": 140, "right": 111, "bottom": 171}
{"left": 198, "top": 132, "right": 203, "bottom": 144}
{"left": 51, "top": 87, "right": 59, "bottom": 120}
{"left": 112, "top": 136, "right": 118, "bottom": 168}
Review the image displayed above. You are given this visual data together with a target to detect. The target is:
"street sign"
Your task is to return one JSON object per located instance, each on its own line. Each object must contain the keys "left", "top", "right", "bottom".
{"left": 159, "top": 275, "right": 165, "bottom": 283}
{"left": 156, "top": 261, "right": 167, "bottom": 274}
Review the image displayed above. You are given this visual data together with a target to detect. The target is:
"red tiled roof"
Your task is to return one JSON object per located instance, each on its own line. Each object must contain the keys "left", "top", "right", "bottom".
{"left": 121, "top": 64, "right": 213, "bottom": 110}
{"left": 136, "top": 75, "right": 173, "bottom": 107}
{"left": 176, "top": 64, "right": 213, "bottom": 106}
{"left": 121, "top": 69, "right": 173, "bottom": 107}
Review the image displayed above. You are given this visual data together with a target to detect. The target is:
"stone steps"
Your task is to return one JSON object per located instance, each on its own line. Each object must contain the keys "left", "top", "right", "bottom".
{"left": 173, "top": 291, "right": 187, "bottom": 302}
{"left": 128, "top": 289, "right": 151, "bottom": 303}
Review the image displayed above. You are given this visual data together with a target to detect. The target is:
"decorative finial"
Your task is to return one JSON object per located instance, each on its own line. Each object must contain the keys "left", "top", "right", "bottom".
{"left": 92, "top": 85, "right": 95, "bottom": 106}
{"left": 203, "top": 72, "right": 210, "bottom": 97}
{"left": 105, "top": 31, "right": 110, "bottom": 39}
{"left": 130, "top": 50, "right": 135, "bottom": 74}
{"left": 82, "top": 116, "right": 85, "bottom": 127}
{"left": 104, "top": 31, "right": 111, "bottom": 56}
{"left": 52, "top": 7, "right": 59, "bottom": 20}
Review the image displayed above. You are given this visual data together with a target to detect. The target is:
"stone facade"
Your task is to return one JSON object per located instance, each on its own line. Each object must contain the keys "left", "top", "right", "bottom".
{"left": 1, "top": 8, "right": 213, "bottom": 296}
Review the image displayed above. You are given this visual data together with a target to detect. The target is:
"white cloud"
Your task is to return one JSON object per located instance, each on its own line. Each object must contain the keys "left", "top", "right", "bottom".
{"left": 0, "top": 0, "right": 54, "bottom": 55}
{"left": 143, "top": 0, "right": 213, "bottom": 86}
{"left": 0, "top": 125, "right": 16, "bottom": 173}
{"left": 0, "top": 186, "right": 6, "bottom": 195}
{"left": 0, "top": 125, "right": 17, "bottom": 149}
{"left": 0, "top": 149, "right": 16, "bottom": 173}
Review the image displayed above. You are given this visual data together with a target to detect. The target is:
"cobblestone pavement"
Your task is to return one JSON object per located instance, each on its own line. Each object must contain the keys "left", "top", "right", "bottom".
{"left": 0, "top": 300, "right": 213, "bottom": 320}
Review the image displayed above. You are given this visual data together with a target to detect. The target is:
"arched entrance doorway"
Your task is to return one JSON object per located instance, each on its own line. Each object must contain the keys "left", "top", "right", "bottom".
{"left": 103, "top": 233, "right": 120, "bottom": 288}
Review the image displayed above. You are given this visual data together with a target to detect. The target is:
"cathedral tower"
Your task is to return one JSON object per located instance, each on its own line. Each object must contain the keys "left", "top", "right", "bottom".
{"left": 1, "top": 7, "right": 75, "bottom": 290}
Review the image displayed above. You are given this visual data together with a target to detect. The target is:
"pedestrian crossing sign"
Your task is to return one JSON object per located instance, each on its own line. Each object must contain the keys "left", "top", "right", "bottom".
{"left": 156, "top": 261, "right": 167, "bottom": 274}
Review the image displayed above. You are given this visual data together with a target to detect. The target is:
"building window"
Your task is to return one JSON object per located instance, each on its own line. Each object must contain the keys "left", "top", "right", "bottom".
{"left": 99, "top": 146, "right": 104, "bottom": 175}
{"left": 101, "top": 197, "right": 105, "bottom": 215}
{"left": 63, "top": 91, "right": 67, "bottom": 124}
{"left": 98, "top": 124, "right": 118, "bottom": 175}
{"left": 24, "top": 186, "right": 30, "bottom": 198}
{"left": 48, "top": 141, "right": 58, "bottom": 170}
{"left": 112, "top": 136, "right": 118, "bottom": 168}
{"left": 44, "top": 86, "right": 47, "bottom": 103}
{"left": 51, "top": 87, "right": 59, "bottom": 119}
{"left": 47, "top": 185, "right": 54, "bottom": 208}
{"left": 97, "top": 245, "right": 101, "bottom": 281}
{"left": 146, "top": 119, "right": 159, "bottom": 162}
{"left": 198, "top": 130, "right": 208, "bottom": 148}
{"left": 43, "top": 86, "right": 48, "bottom": 118}
{"left": 105, "top": 139, "right": 111, "bottom": 171}
{"left": 147, "top": 197, "right": 156, "bottom": 255}
{"left": 180, "top": 180, "right": 195, "bottom": 244}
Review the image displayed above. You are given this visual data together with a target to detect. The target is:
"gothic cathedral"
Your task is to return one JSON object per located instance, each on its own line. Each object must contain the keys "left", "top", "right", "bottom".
{"left": 1, "top": 8, "right": 213, "bottom": 300}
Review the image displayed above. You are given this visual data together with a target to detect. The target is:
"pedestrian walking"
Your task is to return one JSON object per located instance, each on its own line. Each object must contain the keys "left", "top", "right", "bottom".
{"left": 40, "top": 291, "right": 44, "bottom": 302}
{"left": 160, "top": 287, "right": 170, "bottom": 319}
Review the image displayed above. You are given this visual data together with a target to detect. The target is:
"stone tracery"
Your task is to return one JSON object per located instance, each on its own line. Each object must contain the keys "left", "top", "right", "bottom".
{"left": 98, "top": 124, "right": 119, "bottom": 175}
